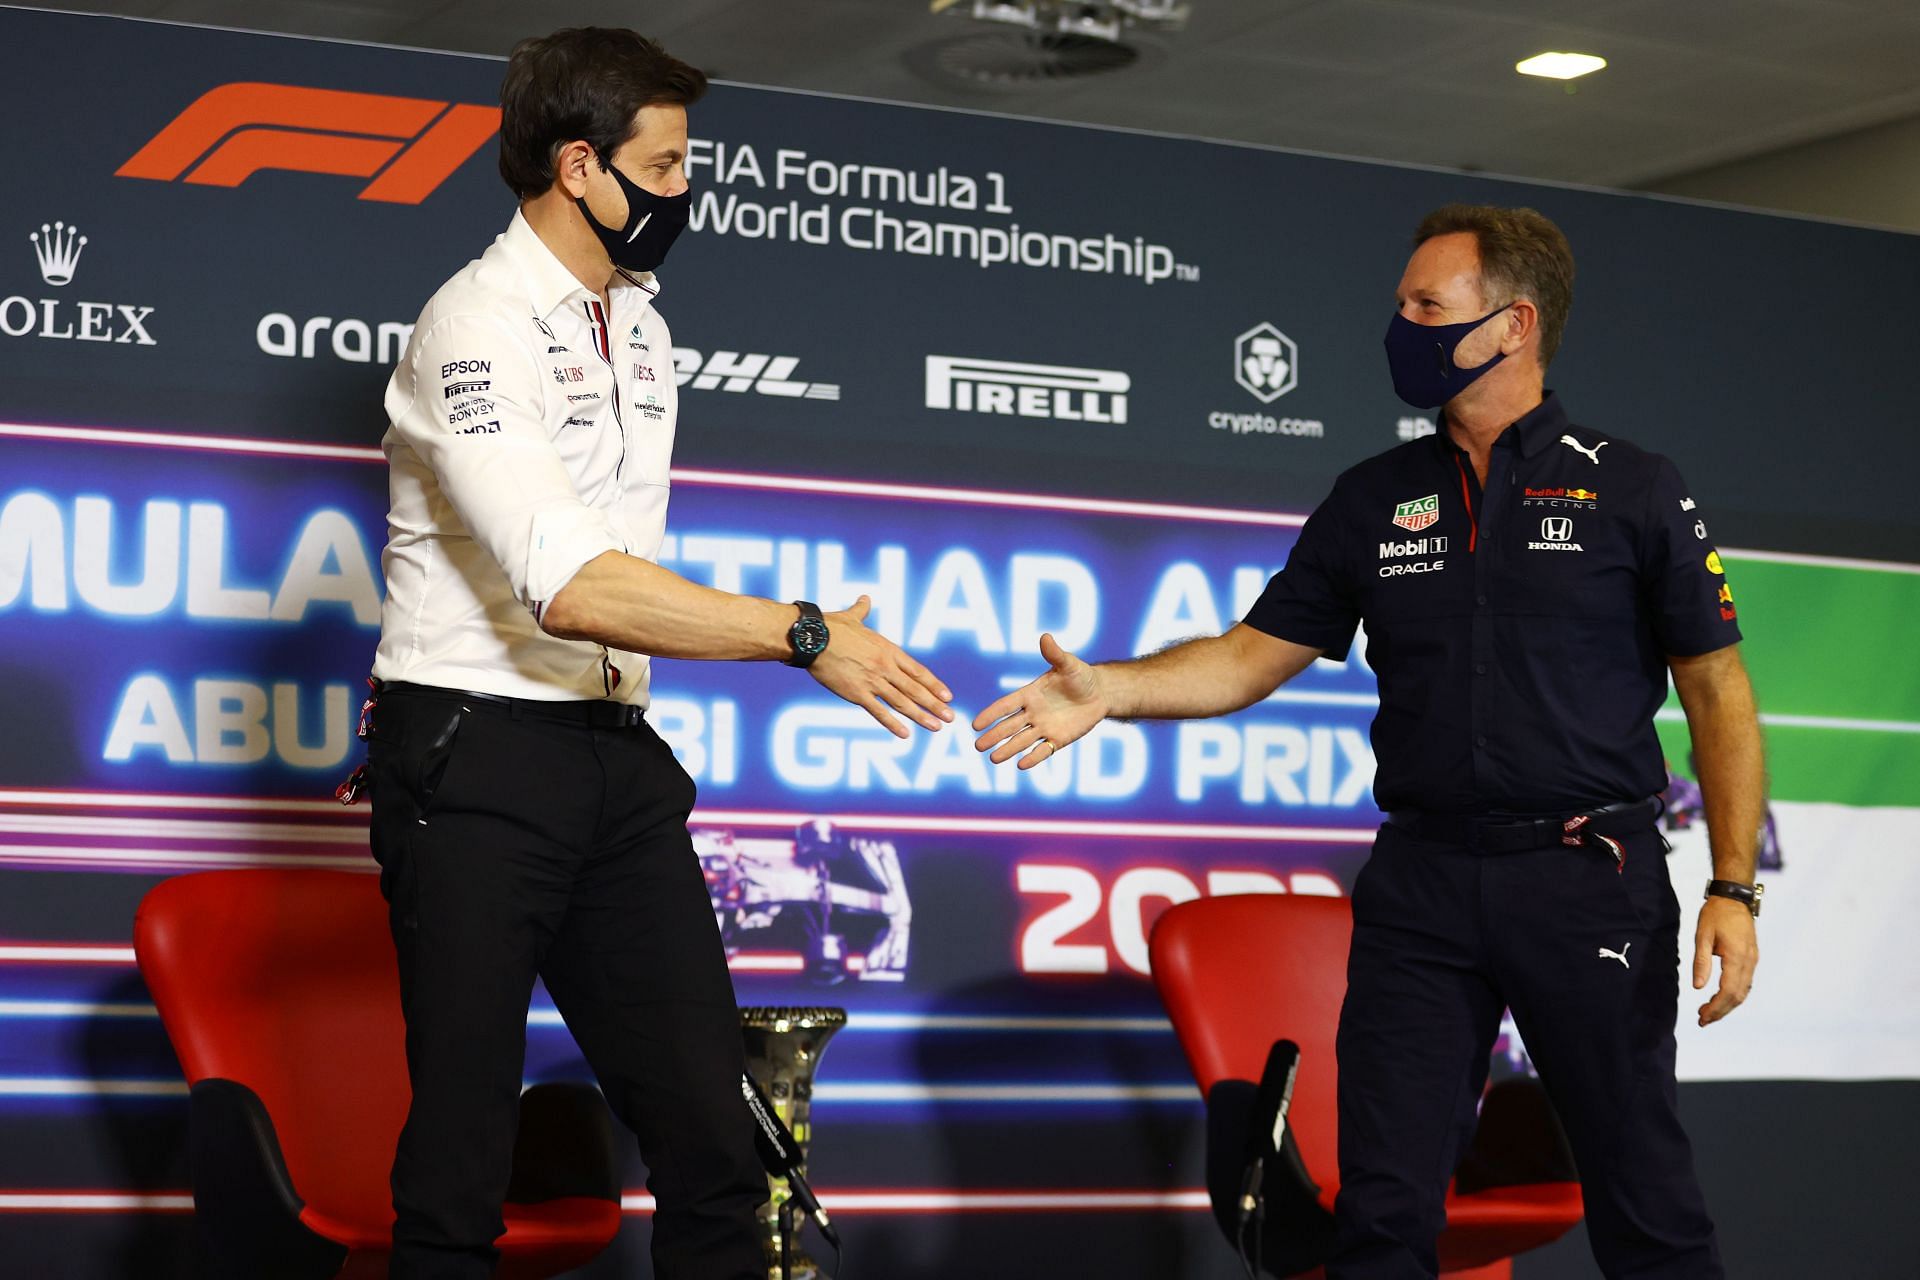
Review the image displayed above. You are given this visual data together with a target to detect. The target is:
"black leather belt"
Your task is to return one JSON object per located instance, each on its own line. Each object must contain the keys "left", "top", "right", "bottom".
{"left": 374, "top": 679, "right": 649, "bottom": 730}
{"left": 1385, "top": 796, "right": 1663, "bottom": 854}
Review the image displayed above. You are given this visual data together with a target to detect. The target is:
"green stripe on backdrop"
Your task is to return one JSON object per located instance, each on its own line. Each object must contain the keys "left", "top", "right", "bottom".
{"left": 1657, "top": 554, "right": 1920, "bottom": 808}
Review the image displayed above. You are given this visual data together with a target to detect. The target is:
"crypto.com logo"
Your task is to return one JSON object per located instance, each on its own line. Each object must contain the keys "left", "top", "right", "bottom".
{"left": 115, "top": 82, "right": 500, "bottom": 204}
{"left": 1234, "top": 322, "right": 1298, "bottom": 403}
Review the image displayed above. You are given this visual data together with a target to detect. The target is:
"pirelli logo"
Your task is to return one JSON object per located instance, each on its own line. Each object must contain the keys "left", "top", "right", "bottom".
{"left": 925, "top": 354, "right": 1129, "bottom": 424}
{"left": 116, "top": 82, "right": 500, "bottom": 204}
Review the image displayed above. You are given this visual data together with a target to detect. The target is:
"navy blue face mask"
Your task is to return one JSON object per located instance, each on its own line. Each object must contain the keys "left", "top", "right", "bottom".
{"left": 1382, "top": 303, "right": 1513, "bottom": 409}
{"left": 576, "top": 154, "right": 691, "bottom": 274}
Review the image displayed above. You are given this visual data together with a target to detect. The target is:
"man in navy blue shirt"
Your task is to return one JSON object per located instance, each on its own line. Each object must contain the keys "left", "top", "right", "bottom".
{"left": 975, "top": 204, "right": 1763, "bottom": 1279}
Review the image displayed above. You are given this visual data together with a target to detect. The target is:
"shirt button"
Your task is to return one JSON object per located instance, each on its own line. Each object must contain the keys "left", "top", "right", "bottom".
{"left": 1475, "top": 734, "right": 1488, "bottom": 748}
{"left": 1474, "top": 663, "right": 1487, "bottom": 676}
{"left": 1476, "top": 594, "right": 1488, "bottom": 607}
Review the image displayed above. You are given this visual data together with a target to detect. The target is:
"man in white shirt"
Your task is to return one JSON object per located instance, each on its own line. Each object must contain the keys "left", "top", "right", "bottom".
{"left": 364, "top": 29, "right": 953, "bottom": 1278}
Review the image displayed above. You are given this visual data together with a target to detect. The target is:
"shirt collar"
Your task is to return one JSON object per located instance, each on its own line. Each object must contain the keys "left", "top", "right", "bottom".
{"left": 1433, "top": 391, "right": 1569, "bottom": 461}
{"left": 500, "top": 208, "right": 663, "bottom": 321}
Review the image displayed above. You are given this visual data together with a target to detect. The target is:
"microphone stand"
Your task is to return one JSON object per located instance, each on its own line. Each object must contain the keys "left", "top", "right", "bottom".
{"left": 779, "top": 1196, "right": 799, "bottom": 1280}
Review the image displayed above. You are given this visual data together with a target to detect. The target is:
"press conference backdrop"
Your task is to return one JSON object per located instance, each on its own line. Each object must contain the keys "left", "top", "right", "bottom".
{"left": 0, "top": 9, "right": 1915, "bottom": 1278}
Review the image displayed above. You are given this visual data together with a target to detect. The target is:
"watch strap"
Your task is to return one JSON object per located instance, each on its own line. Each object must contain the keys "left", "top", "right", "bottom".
{"left": 785, "top": 600, "right": 828, "bottom": 669}
{"left": 1704, "top": 878, "right": 1763, "bottom": 918}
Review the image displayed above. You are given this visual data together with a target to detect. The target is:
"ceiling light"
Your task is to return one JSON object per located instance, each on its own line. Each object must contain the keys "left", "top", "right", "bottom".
{"left": 1515, "top": 52, "right": 1607, "bottom": 80}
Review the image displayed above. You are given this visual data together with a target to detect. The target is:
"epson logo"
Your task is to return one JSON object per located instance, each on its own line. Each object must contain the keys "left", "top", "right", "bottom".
{"left": 925, "top": 355, "right": 1129, "bottom": 424}
{"left": 1379, "top": 536, "right": 1449, "bottom": 559}
{"left": 673, "top": 349, "right": 839, "bottom": 400}
{"left": 257, "top": 313, "right": 412, "bottom": 364}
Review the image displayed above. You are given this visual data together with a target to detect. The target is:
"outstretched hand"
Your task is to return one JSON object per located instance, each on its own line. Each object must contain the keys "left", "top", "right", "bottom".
{"left": 807, "top": 596, "right": 953, "bottom": 739}
{"left": 972, "top": 633, "right": 1108, "bottom": 769}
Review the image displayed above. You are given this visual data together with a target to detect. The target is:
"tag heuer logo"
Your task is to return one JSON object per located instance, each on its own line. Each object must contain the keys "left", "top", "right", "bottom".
{"left": 1392, "top": 494, "right": 1439, "bottom": 532}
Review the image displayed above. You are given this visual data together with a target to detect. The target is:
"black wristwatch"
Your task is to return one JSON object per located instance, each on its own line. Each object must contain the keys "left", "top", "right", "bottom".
{"left": 1704, "top": 879, "right": 1764, "bottom": 918}
{"left": 785, "top": 600, "right": 830, "bottom": 669}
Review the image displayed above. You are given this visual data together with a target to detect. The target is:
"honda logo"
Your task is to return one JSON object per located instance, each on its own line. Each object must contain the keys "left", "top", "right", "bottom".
{"left": 1541, "top": 517, "right": 1573, "bottom": 541}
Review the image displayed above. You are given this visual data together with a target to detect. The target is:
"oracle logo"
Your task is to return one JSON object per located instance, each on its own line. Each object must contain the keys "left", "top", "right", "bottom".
{"left": 116, "top": 82, "right": 499, "bottom": 204}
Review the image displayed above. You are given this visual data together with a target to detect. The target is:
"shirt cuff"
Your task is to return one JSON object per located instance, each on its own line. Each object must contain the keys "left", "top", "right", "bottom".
{"left": 526, "top": 506, "right": 622, "bottom": 616}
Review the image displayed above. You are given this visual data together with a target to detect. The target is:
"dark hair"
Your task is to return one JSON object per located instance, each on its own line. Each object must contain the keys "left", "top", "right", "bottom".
{"left": 498, "top": 28, "right": 707, "bottom": 199}
{"left": 1414, "top": 204, "right": 1576, "bottom": 365}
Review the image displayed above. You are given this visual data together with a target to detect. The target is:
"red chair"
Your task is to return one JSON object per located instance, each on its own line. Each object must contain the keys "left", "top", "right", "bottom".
{"left": 134, "top": 869, "right": 623, "bottom": 1278}
{"left": 1149, "top": 894, "right": 1584, "bottom": 1279}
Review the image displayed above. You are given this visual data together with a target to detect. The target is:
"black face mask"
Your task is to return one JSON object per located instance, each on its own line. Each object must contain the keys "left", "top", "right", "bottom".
{"left": 1382, "top": 304, "right": 1513, "bottom": 409}
{"left": 576, "top": 154, "right": 690, "bottom": 273}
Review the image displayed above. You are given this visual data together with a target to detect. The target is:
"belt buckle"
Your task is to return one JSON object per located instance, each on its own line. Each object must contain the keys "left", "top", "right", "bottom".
{"left": 1560, "top": 813, "right": 1591, "bottom": 847}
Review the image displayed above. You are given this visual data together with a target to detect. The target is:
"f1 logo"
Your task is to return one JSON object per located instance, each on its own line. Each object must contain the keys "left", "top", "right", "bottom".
{"left": 116, "top": 82, "right": 500, "bottom": 204}
{"left": 1541, "top": 517, "right": 1573, "bottom": 541}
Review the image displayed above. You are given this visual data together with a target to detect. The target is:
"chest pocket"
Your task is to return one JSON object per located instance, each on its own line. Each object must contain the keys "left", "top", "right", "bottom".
{"left": 623, "top": 354, "right": 675, "bottom": 489}
{"left": 1361, "top": 501, "right": 1472, "bottom": 625}
{"left": 1495, "top": 499, "right": 1640, "bottom": 621}
{"left": 545, "top": 356, "right": 624, "bottom": 504}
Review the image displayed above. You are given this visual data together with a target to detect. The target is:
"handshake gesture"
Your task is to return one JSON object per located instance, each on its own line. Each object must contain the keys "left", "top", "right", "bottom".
{"left": 828, "top": 621, "right": 1304, "bottom": 772}
{"left": 970, "top": 634, "right": 1108, "bottom": 768}
{"left": 806, "top": 609, "right": 1104, "bottom": 760}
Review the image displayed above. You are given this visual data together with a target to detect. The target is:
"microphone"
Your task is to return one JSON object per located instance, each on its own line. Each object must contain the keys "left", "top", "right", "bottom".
{"left": 740, "top": 1072, "right": 841, "bottom": 1248}
{"left": 1237, "top": 1039, "right": 1302, "bottom": 1222}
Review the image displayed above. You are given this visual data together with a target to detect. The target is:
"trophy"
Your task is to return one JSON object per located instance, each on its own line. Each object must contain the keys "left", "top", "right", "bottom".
{"left": 740, "top": 1005, "right": 847, "bottom": 1280}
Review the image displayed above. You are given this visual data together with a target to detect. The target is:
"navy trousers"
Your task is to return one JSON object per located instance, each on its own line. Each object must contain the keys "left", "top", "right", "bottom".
{"left": 366, "top": 686, "right": 767, "bottom": 1280}
{"left": 1328, "top": 821, "right": 1723, "bottom": 1279}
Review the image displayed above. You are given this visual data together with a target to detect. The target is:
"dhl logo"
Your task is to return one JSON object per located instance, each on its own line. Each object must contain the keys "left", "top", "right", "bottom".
{"left": 116, "top": 82, "right": 500, "bottom": 204}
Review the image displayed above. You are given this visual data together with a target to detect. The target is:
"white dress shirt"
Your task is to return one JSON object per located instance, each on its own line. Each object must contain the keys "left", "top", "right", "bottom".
{"left": 372, "top": 210, "right": 679, "bottom": 706}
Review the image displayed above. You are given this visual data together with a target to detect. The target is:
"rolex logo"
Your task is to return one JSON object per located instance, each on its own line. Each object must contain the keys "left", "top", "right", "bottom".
{"left": 30, "top": 221, "right": 86, "bottom": 286}
{"left": 3, "top": 219, "right": 156, "bottom": 346}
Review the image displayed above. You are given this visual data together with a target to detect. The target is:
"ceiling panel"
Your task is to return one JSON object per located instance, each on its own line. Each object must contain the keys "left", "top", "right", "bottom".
{"left": 19, "top": 0, "right": 1920, "bottom": 201}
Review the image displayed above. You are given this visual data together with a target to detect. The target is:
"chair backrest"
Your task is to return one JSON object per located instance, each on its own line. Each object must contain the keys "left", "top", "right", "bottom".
{"left": 134, "top": 869, "right": 408, "bottom": 1235}
{"left": 1148, "top": 893, "right": 1353, "bottom": 1206}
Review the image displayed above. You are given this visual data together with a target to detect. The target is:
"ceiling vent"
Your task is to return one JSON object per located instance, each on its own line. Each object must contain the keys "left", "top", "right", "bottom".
{"left": 909, "top": 1, "right": 1183, "bottom": 92}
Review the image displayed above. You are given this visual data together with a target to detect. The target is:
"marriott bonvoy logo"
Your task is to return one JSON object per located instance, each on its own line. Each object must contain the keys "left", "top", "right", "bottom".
{"left": 3, "top": 220, "right": 157, "bottom": 345}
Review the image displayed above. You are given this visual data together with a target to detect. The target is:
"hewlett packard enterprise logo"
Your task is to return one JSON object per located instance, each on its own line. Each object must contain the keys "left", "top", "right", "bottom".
{"left": 925, "top": 355, "right": 1129, "bottom": 424}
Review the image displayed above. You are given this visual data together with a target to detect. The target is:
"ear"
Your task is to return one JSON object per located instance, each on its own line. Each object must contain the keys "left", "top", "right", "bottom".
{"left": 553, "top": 140, "right": 597, "bottom": 200}
{"left": 1501, "top": 298, "right": 1539, "bottom": 356}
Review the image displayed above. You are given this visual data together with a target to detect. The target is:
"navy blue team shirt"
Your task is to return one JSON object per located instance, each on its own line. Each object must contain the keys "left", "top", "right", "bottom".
{"left": 1243, "top": 393, "right": 1741, "bottom": 816}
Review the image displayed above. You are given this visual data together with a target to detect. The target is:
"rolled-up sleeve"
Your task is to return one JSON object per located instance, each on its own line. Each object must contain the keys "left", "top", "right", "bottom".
{"left": 387, "top": 313, "right": 621, "bottom": 618}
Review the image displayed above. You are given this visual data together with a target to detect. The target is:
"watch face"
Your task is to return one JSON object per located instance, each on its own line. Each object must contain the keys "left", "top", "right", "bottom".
{"left": 792, "top": 616, "right": 830, "bottom": 656}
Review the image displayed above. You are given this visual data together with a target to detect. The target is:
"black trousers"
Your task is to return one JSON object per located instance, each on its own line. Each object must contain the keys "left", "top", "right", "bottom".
{"left": 1328, "top": 822, "right": 1722, "bottom": 1280}
{"left": 366, "top": 686, "right": 767, "bottom": 1279}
